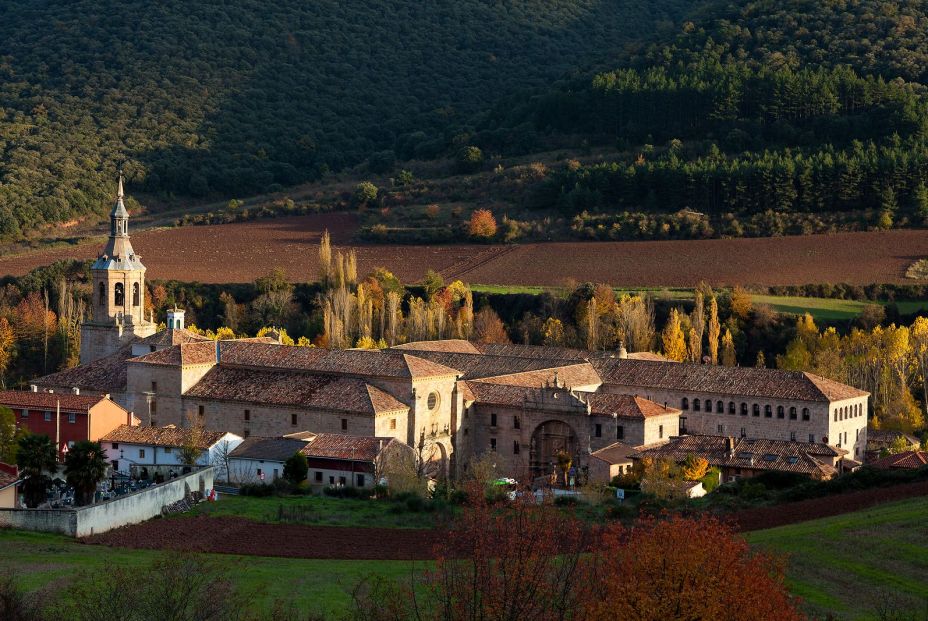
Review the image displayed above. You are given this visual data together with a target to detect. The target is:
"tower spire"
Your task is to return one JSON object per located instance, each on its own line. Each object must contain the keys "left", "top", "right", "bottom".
{"left": 117, "top": 170, "right": 124, "bottom": 199}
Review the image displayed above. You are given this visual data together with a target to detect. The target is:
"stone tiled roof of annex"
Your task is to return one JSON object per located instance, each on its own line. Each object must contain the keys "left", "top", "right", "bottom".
{"left": 866, "top": 429, "right": 920, "bottom": 448}
{"left": 869, "top": 450, "right": 928, "bottom": 470}
{"left": 215, "top": 342, "right": 459, "bottom": 379}
{"left": 128, "top": 341, "right": 218, "bottom": 367}
{"left": 35, "top": 343, "right": 135, "bottom": 394}
{"left": 184, "top": 366, "right": 408, "bottom": 414}
{"left": 229, "top": 436, "right": 311, "bottom": 462}
{"left": 0, "top": 390, "right": 113, "bottom": 412}
{"left": 590, "top": 441, "right": 638, "bottom": 465}
{"left": 142, "top": 328, "right": 212, "bottom": 349}
{"left": 392, "top": 340, "right": 481, "bottom": 354}
{"left": 396, "top": 350, "right": 573, "bottom": 381}
{"left": 632, "top": 435, "right": 845, "bottom": 477}
{"left": 475, "top": 363, "right": 602, "bottom": 389}
{"left": 301, "top": 433, "right": 395, "bottom": 461}
{"left": 100, "top": 424, "right": 228, "bottom": 449}
{"left": 593, "top": 359, "right": 868, "bottom": 402}
{"left": 584, "top": 393, "right": 680, "bottom": 418}
{"left": 475, "top": 343, "right": 593, "bottom": 361}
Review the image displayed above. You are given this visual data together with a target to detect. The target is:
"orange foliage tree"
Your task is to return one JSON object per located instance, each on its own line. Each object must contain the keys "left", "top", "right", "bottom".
{"left": 473, "top": 307, "right": 509, "bottom": 344}
{"left": 355, "top": 502, "right": 805, "bottom": 621}
{"left": 468, "top": 209, "right": 497, "bottom": 239}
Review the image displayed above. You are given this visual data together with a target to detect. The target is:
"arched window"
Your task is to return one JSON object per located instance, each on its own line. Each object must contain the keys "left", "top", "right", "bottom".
{"left": 777, "top": 406, "right": 785, "bottom": 419}
{"left": 801, "top": 408, "right": 810, "bottom": 421}
{"left": 114, "top": 283, "right": 124, "bottom": 307}
{"left": 740, "top": 403, "right": 748, "bottom": 416}
{"left": 693, "top": 399, "right": 701, "bottom": 412}
{"left": 681, "top": 398, "right": 689, "bottom": 411}
{"left": 752, "top": 404, "right": 760, "bottom": 417}
{"left": 718, "top": 401, "right": 725, "bottom": 413}
{"left": 728, "top": 401, "right": 735, "bottom": 414}
{"left": 789, "top": 407, "right": 797, "bottom": 420}
{"left": 764, "top": 405, "right": 772, "bottom": 418}
{"left": 705, "top": 400, "right": 712, "bottom": 413}
{"left": 132, "top": 282, "right": 140, "bottom": 307}
{"left": 98, "top": 282, "right": 105, "bottom": 306}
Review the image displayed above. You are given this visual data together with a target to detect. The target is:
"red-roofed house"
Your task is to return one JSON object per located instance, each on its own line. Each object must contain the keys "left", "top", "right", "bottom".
{"left": 0, "top": 463, "right": 19, "bottom": 508}
{"left": 1, "top": 389, "right": 136, "bottom": 457}
{"left": 869, "top": 450, "right": 928, "bottom": 471}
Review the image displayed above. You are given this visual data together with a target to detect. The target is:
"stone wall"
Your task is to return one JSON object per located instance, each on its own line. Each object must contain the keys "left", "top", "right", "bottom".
{"left": 0, "top": 467, "right": 215, "bottom": 537}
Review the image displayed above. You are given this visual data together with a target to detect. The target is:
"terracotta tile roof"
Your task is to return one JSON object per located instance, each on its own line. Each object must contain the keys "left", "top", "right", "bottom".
{"left": 393, "top": 340, "right": 481, "bottom": 354}
{"left": 869, "top": 450, "right": 928, "bottom": 470}
{"left": 229, "top": 436, "right": 311, "bottom": 462}
{"left": 35, "top": 343, "right": 136, "bottom": 394}
{"left": 142, "top": 328, "right": 212, "bottom": 348}
{"left": 866, "top": 430, "right": 921, "bottom": 450}
{"left": 0, "top": 468, "right": 18, "bottom": 490}
{"left": 183, "top": 366, "right": 408, "bottom": 414}
{"left": 301, "top": 433, "right": 397, "bottom": 461}
{"left": 395, "top": 350, "right": 569, "bottom": 380}
{"left": 100, "top": 424, "right": 229, "bottom": 449}
{"left": 0, "top": 390, "right": 113, "bottom": 412}
{"left": 590, "top": 442, "right": 638, "bottom": 465}
{"left": 594, "top": 359, "right": 868, "bottom": 403}
{"left": 632, "top": 435, "right": 844, "bottom": 477}
{"left": 475, "top": 343, "right": 592, "bottom": 361}
{"left": 476, "top": 363, "right": 602, "bottom": 389}
{"left": 584, "top": 393, "right": 680, "bottom": 419}
{"left": 626, "top": 352, "right": 671, "bottom": 362}
{"left": 216, "top": 342, "right": 458, "bottom": 379}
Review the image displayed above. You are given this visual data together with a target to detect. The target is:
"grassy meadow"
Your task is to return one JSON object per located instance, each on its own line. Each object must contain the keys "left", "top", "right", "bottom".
{"left": 746, "top": 496, "right": 928, "bottom": 621}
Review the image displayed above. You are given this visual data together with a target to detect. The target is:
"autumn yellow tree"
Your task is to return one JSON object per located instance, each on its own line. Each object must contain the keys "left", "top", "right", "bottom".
{"left": 682, "top": 454, "right": 709, "bottom": 481}
{"left": 0, "top": 318, "right": 13, "bottom": 388}
{"left": 542, "top": 317, "right": 566, "bottom": 346}
{"left": 661, "top": 308, "right": 687, "bottom": 362}
{"left": 730, "top": 286, "right": 753, "bottom": 320}
{"left": 721, "top": 328, "right": 737, "bottom": 366}
{"left": 468, "top": 209, "right": 497, "bottom": 239}
{"left": 707, "top": 297, "right": 720, "bottom": 365}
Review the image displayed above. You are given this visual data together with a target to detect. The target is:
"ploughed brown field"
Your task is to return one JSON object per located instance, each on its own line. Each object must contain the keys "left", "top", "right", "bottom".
{"left": 3, "top": 213, "right": 928, "bottom": 286}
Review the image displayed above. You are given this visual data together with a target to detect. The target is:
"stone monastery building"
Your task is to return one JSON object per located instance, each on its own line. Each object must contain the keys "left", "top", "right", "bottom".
{"left": 35, "top": 179, "right": 870, "bottom": 477}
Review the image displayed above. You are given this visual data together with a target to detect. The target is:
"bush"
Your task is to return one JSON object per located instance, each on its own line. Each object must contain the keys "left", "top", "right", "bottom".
{"left": 456, "top": 145, "right": 484, "bottom": 173}
{"left": 239, "top": 482, "right": 275, "bottom": 497}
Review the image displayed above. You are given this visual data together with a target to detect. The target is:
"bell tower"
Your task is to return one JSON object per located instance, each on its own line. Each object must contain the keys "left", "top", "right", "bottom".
{"left": 79, "top": 173, "right": 156, "bottom": 364}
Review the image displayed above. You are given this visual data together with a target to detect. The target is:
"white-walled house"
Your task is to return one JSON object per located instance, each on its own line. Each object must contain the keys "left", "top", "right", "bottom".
{"left": 228, "top": 431, "right": 415, "bottom": 488}
{"left": 100, "top": 424, "right": 242, "bottom": 480}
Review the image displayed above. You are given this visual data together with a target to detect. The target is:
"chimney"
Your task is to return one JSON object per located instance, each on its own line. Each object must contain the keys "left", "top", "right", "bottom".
{"left": 29, "top": 384, "right": 38, "bottom": 392}
{"left": 726, "top": 436, "right": 736, "bottom": 455}
{"left": 72, "top": 387, "right": 80, "bottom": 395}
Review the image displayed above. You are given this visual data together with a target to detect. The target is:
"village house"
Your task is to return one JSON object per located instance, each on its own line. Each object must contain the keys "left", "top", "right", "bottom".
{"left": 0, "top": 463, "right": 19, "bottom": 509}
{"left": 100, "top": 424, "right": 243, "bottom": 480}
{"left": 631, "top": 434, "right": 848, "bottom": 483}
{"left": 588, "top": 442, "right": 638, "bottom": 483}
{"left": 1, "top": 389, "right": 135, "bottom": 458}
{"left": 228, "top": 432, "right": 415, "bottom": 488}
{"left": 865, "top": 429, "right": 921, "bottom": 461}
{"left": 869, "top": 450, "right": 928, "bottom": 471}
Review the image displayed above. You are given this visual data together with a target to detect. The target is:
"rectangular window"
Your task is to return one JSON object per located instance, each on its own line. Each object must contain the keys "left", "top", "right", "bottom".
{"left": 490, "top": 438, "right": 497, "bottom": 451}
{"left": 151, "top": 381, "right": 158, "bottom": 392}
{"left": 490, "top": 413, "right": 497, "bottom": 427}
{"left": 808, "top": 434, "right": 815, "bottom": 443}
{"left": 315, "top": 471, "right": 323, "bottom": 482}
{"left": 44, "top": 411, "right": 52, "bottom": 422}
{"left": 244, "top": 409, "right": 250, "bottom": 421}
{"left": 390, "top": 418, "right": 396, "bottom": 430}
{"left": 740, "top": 427, "right": 746, "bottom": 438}
{"left": 329, "top": 476, "right": 335, "bottom": 485}
{"left": 68, "top": 413, "right": 76, "bottom": 424}
{"left": 616, "top": 425, "right": 624, "bottom": 440}
{"left": 257, "top": 468, "right": 263, "bottom": 478}
{"left": 595, "top": 424, "right": 602, "bottom": 438}
{"left": 513, "top": 440, "right": 520, "bottom": 455}
{"left": 112, "top": 443, "right": 119, "bottom": 449}
{"left": 790, "top": 431, "right": 796, "bottom": 442}
{"left": 802, "top": 410, "right": 810, "bottom": 422}
{"left": 338, "top": 476, "right": 346, "bottom": 486}
{"left": 198, "top": 405, "right": 204, "bottom": 417}
{"left": 341, "top": 418, "right": 348, "bottom": 431}
{"left": 139, "top": 449, "right": 146, "bottom": 459}
{"left": 513, "top": 416, "right": 520, "bottom": 429}
{"left": 356, "top": 474, "right": 365, "bottom": 487}
{"left": 717, "top": 424, "right": 724, "bottom": 434}
{"left": 273, "top": 469, "right": 279, "bottom": 480}
{"left": 291, "top": 414, "right": 298, "bottom": 426}
{"left": 21, "top": 409, "right": 28, "bottom": 419}
{"left": 164, "top": 447, "right": 172, "bottom": 454}
{"left": 659, "top": 424, "right": 664, "bottom": 439}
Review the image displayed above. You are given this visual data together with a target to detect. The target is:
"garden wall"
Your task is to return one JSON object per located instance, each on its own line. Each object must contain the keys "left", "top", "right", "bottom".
{"left": 0, "top": 467, "right": 215, "bottom": 537}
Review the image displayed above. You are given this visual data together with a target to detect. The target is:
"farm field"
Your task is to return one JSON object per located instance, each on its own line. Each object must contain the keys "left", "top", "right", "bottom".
{"left": 2, "top": 214, "right": 928, "bottom": 287}
{"left": 746, "top": 495, "right": 928, "bottom": 621}
{"left": 0, "top": 529, "right": 414, "bottom": 618}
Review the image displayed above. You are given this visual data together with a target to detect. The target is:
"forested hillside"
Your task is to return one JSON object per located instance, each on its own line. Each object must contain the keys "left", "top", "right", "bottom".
{"left": 0, "top": 0, "right": 690, "bottom": 238}
{"left": 477, "top": 0, "right": 928, "bottom": 235}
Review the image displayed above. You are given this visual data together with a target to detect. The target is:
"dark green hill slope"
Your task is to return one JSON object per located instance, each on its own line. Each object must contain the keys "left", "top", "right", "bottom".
{"left": 0, "top": 0, "right": 691, "bottom": 238}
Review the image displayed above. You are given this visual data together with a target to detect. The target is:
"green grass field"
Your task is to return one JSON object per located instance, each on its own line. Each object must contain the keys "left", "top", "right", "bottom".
{"left": 0, "top": 529, "right": 418, "bottom": 618}
{"left": 182, "top": 494, "right": 448, "bottom": 529}
{"left": 746, "top": 496, "right": 928, "bottom": 621}
{"left": 471, "top": 283, "right": 928, "bottom": 322}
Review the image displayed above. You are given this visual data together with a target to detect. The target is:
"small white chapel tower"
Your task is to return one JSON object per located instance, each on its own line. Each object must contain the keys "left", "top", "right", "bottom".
{"left": 79, "top": 172, "right": 156, "bottom": 364}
